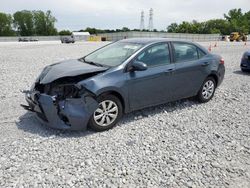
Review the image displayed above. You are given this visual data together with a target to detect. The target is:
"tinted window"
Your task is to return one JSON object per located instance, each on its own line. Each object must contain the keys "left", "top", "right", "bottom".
{"left": 136, "top": 43, "right": 170, "bottom": 67}
{"left": 173, "top": 43, "right": 198, "bottom": 62}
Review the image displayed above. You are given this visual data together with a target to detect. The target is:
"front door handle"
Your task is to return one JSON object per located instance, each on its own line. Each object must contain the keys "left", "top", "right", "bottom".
{"left": 202, "top": 62, "right": 210, "bottom": 67}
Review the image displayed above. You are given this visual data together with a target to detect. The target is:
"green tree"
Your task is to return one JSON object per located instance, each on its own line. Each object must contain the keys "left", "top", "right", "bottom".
{"left": 0, "top": 12, "right": 15, "bottom": 36}
{"left": 122, "top": 27, "right": 130, "bottom": 32}
{"left": 33, "top": 10, "right": 57, "bottom": 35}
{"left": 59, "top": 30, "right": 72, "bottom": 35}
{"left": 224, "top": 8, "right": 248, "bottom": 33}
{"left": 167, "top": 23, "right": 178, "bottom": 33}
{"left": 13, "top": 10, "right": 34, "bottom": 36}
{"left": 203, "top": 19, "right": 230, "bottom": 35}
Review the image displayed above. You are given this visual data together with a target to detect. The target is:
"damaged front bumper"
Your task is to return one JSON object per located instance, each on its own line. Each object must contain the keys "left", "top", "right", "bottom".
{"left": 21, "top": 90, "right": 98, "bottom": 131}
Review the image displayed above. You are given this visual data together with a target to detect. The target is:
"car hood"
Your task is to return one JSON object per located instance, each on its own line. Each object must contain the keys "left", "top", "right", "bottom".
{"left": 38, "top": 59, "right": 108, "bottom": 84}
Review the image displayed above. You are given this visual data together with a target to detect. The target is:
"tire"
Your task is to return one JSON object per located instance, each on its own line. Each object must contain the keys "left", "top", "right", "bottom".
{"left": 88, "top": 95, "right": 123, "bottom": 132}
{"left": 197, "top": 77, "right": 216, "bottom": 103}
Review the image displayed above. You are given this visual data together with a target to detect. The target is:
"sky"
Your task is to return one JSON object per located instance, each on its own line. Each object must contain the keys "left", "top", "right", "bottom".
{"left": 1, "top": 0, "right": 249, "bottom": 31}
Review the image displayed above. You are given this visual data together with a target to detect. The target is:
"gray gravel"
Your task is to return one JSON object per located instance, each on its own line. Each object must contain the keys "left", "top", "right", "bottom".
{"left": 0, "top": 41, "right": 250, "bottom": 188}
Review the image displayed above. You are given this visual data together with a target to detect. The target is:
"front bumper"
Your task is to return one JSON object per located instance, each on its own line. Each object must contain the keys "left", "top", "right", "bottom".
{"left": 21, "top": 90, "right": 98, "bottom": 130}
{"left": 241, "top": 59, "right": 250, "bottom": 70}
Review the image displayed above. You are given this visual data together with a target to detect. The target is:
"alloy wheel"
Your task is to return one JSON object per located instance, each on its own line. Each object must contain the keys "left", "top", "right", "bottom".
{"left": 202, "top": 80, "right": 215, "bottom": 100}
{"left": 94, "top": 100, "right": 119, "bottom": 127}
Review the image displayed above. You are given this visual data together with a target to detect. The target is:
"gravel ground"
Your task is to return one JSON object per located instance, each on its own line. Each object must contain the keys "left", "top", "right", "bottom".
{"left": 0, "top": 41, "right": 249, "bottom": 188}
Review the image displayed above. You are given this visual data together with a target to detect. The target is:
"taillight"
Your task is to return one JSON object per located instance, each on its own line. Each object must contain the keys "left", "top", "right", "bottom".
{"left": 220, "top": 58, "right": 225, "bottom": 65}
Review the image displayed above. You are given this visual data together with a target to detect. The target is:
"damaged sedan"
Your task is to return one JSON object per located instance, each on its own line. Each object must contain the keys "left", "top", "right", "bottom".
{"left": 22, "top": 38, "right": 225, "bottom": 131}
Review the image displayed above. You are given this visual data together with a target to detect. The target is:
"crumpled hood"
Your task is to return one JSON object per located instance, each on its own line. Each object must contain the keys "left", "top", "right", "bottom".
{"left": 38, "top": 59, "right": 108, "bottom": 84}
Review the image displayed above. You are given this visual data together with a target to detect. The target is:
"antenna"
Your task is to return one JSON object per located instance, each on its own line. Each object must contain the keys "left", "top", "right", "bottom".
{"left": 148, "top": 8, "right": 154, "bottom": 31}
{"left": 140, "top": 11, "right": 145, "bottom": 31}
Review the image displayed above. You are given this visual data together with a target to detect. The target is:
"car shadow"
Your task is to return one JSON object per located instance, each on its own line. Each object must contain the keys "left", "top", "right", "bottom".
{"left": 16, "top": 97, "right": 201, "bottom": 138}
{"left": 233, "top": 70, "right": 250, "bottom": 75}
{"left": 16, "top": 112, "right": 95, "bottom": 138}
{"left": 120, "top": 97, "right": 200, "bottom": 125}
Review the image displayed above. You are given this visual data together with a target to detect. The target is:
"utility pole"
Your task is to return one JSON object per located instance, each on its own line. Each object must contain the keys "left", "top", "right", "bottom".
{"left": 140, "top": 11, "right": 145, "bottom": 31}
{"left": 148, "top": 8, "right": 154, "bottom": 31}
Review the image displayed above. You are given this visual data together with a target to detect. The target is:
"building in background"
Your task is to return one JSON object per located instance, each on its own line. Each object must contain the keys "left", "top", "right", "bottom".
{"left": 72, "top": 32, "right": 90, "bottom": 41}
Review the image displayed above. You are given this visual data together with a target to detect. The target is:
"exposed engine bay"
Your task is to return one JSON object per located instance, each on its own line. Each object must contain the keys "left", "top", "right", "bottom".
{"left": 34, "top": 72, "right": 103, "bottom": 100}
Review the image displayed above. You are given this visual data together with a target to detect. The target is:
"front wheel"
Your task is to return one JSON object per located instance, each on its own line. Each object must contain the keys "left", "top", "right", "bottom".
{"left": 88, "top": 95, "right": 123, "bottom": 132}
{"left": 197, "top": 77, "right": 216, "bottom": 103}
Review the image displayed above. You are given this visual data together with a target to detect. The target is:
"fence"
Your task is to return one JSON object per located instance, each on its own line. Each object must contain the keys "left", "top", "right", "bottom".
{"left": 97, "top": 31, "right": 222, "bottom": 42}
{"left": 0, "top": 36, "right": 63, "bottom": 42}
{"left": 0, "top": 33, "right": 250, "bottom": 42}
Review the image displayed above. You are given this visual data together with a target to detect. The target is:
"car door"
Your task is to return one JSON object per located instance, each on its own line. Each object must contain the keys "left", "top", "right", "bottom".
{"left": 171, "top": 42, "right": 209, "bottom": 100}
{"left": 126, "top": 42, "right": 176, "bottom": 111}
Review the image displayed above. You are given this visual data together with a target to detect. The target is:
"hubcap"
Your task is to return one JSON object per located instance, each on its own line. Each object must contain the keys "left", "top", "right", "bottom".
{"left": 94, "top": 100, "right": 118, "bottom": 127}
{"left": 202, "top": 80, "right": 215, "bottom": 100}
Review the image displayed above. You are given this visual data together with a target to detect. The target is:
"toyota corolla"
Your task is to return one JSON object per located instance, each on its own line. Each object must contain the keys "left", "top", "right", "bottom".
{"left": 21, "top": 38, "right": 225, "bottom": 131}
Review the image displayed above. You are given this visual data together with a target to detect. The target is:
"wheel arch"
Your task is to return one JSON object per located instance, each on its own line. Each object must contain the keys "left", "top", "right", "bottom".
{"left": 98, "top": 90, "right": 126, "bottom": 112}
{"left": 207, "top": 73, "right": 218, "bottom": 87}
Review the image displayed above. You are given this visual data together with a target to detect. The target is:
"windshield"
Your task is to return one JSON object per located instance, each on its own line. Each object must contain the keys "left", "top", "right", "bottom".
{"left": 84, "top": 42, "right": 143, "bottom": 67}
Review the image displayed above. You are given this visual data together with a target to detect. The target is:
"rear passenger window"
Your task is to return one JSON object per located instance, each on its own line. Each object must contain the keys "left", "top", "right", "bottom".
{"left": 173, "top": 42, "right": 198, "bottom": 62}
{"left": 136, "top": 43, "right": 170, "bottom": 67}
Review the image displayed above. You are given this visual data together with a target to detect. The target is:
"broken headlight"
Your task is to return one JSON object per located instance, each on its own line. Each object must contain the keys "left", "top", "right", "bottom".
{"left": 50, "top": 84, "right": 80, "bottom": 99}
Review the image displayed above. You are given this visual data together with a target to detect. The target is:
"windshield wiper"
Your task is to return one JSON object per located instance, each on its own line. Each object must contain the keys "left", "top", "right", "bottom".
{"left": 79, "top": 57, "right": 104, "bottom": 67}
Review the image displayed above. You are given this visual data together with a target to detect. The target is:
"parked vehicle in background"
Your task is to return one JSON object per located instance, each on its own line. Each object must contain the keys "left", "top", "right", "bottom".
{"left": 222, "top": 35, "right": 230, "bottom": 42}
{"left": 61, "top": 36, "right": 75, "bottom": 43}
{"left": 21, "top": 38, "right": 225, "bottom": 132}
{"left": 241, "top": 51, "right": 250, "bottom": 72}
{"left": 230, "top": 32, "right": 248, "bottom": 42}
{"left": 18, "top": 37, "right": 39, "bottom": 42}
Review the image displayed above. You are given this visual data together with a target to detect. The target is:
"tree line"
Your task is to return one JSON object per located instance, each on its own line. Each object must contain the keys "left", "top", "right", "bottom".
{"left": 0, "top": 10, "right": 57, "bottom": 36}
{"left": 0, "top": 8, "right": 249, "bottom": 36}
{"left": 167, "top": 9, "right": 250, "bottom": 35}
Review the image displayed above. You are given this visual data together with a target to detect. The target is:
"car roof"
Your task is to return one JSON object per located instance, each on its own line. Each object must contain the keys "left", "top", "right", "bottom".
{"left": 119, "top": 38, "right": 209, "bottom": 54}
{"left": 119, "top": 38, "right": 194, "bottom": 45}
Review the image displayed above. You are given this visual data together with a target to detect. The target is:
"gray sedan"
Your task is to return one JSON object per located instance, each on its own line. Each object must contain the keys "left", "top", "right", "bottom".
{"left": 22, "top": 38, "right": 225, "bottom": 131}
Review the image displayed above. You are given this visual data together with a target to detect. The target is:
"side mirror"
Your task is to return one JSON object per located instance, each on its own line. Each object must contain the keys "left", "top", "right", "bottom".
{"left": 128, "top": 61, "right": 147, "bottom": 72}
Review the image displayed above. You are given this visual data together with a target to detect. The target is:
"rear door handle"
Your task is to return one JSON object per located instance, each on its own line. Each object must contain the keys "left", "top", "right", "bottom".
{"left": 164, "top": 68, "right": 175, "bottom": 74}
{"left": 202, "top": 62, "right": 210, "bottom": 67}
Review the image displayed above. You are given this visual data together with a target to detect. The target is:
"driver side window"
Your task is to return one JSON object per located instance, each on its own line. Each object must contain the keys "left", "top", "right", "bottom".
{"left": 136, "top": 43, "right": 171, "bottom": 67}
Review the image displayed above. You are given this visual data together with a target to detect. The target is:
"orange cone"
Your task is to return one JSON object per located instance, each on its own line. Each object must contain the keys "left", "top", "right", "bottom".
{"left": 208, "top": 45, "right": 212, "bottom": 52}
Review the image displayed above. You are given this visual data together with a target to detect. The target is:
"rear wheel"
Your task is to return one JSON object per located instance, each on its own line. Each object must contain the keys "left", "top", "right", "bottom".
{"left": 197, "top": 77, "right": 216, "bottom": 103}
{"left": 89, "top": 95, "right": 123, "bottom": 131}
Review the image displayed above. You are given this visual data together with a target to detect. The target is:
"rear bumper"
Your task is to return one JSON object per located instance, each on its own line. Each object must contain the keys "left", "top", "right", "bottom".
{"left": 217, "top": 64, "right": 225, "bottom": 87}
{"left": 21, "top": 91, "right": 98, "bottom": 131}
